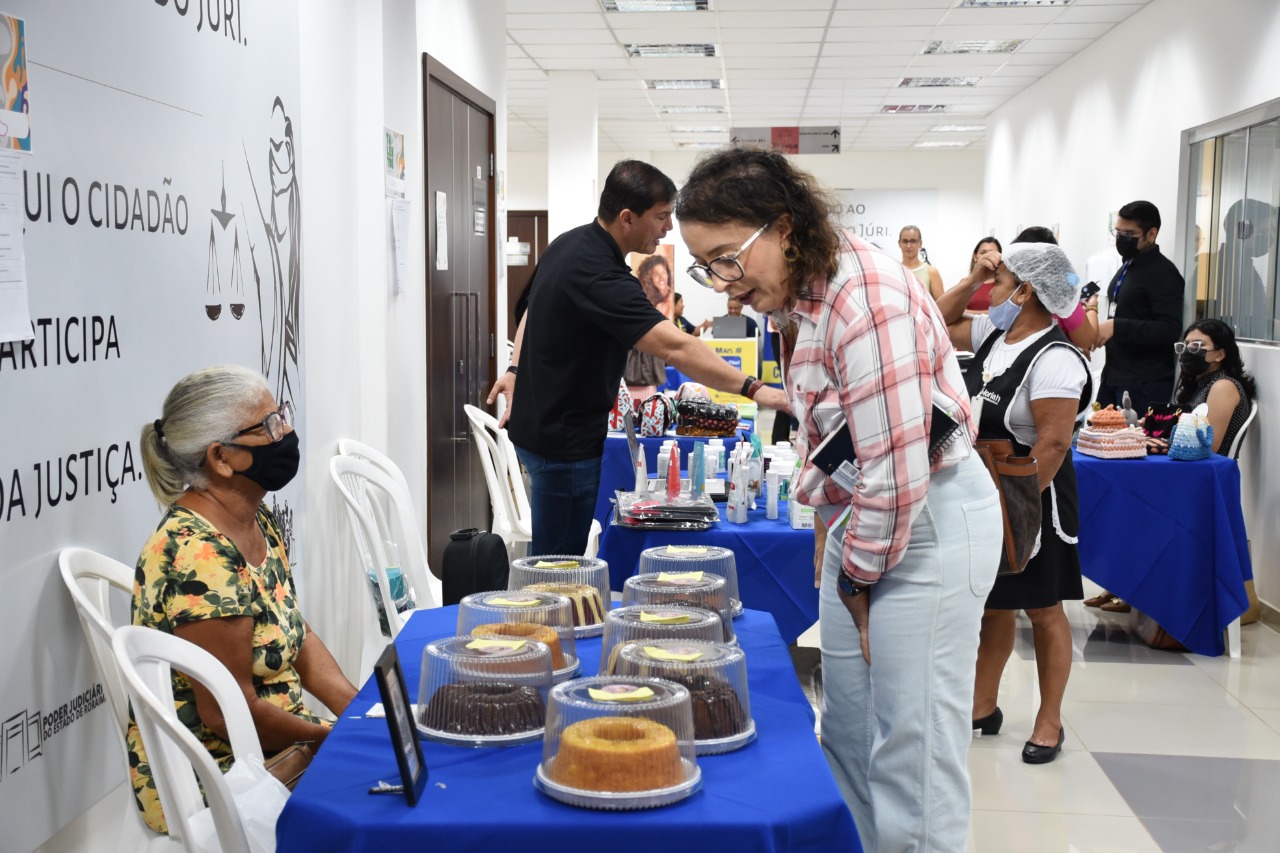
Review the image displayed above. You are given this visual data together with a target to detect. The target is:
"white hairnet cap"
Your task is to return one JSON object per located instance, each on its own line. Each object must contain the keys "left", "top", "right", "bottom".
{"left": 1004, "top": 243, "right": 1080, "bottom": 318}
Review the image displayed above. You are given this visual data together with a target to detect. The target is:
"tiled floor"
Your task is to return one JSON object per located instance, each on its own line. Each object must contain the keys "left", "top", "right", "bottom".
{"left": 793, "top": 580, "right": 1280, "bottom": 852}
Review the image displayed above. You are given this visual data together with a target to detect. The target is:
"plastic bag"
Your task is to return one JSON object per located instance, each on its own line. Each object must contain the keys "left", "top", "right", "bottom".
{"left": 187, "top": 758, "right": 291, "bottom": 853}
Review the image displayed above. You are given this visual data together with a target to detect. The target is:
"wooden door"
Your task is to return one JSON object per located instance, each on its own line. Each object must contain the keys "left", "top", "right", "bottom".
{"left": 424, "top": 56, "right": 495, "bottom": 571}
{"left": 505, "top": 210, "right": 548, "bottom": 333}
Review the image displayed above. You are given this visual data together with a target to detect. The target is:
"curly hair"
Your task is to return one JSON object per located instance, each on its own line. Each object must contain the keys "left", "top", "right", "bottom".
{"left": 1175, "top": 318, "right": 1257, "bottom": 404}
{"left": 676, "top": 147, "right": 841, "bottom": 297}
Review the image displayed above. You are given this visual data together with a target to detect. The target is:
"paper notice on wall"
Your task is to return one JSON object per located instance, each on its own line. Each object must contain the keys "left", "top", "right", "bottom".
{"left": 389, "top": 199, "right": 410, "bottom": 294}
{"left": 384, "top": 127, "right": 405, "bottom": 198}
{"left": 0, "top": 151, "right": 31, "bottom": 342}
{"left": 0, "top": 14, "right": 30, "bottom": 152}
{"left": 435, "top": 191, "right": 448, "bottom": 271}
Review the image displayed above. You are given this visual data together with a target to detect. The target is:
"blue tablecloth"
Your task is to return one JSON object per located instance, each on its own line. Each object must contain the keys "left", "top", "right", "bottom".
{"left": 1073, "top": 450, "right": 1252, "bottom": 656}
{"left": 276, "top": 607, "right": 860, "bottom": 853}
{"left": 598, "top": 500, "right": 818, "bottom": 646}
{"left": 595, "top": 433, "right": 745, "bottom": 527}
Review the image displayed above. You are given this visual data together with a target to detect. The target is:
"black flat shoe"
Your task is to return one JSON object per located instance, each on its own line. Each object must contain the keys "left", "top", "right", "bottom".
{"left": 972, "top": 707, "right": 1003, "bottom": 736}
{"left": 1022, "top": 727, "right": 1065, "bottom": 764}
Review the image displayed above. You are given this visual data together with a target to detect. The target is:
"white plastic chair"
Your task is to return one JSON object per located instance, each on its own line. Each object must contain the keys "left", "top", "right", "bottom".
{"left": 462, "top": 404, "right": 532, "bottom": 554}
{"left": 1226, "top": 399, "right": 1259, "bottom": 460}
{"left": 330, "top": 454, "right": 440, "bottom": 679}
{"left": 336, "top": 439, "right": 444, "bottom": 607}
{"left": 59, "top": 548, "right": 182, "bottom": 853}
{"left": 112, "top": 627, "right": 263, "bottom": 853}
{"left": 585, "top": 519, "right": 603, "bottom": 559}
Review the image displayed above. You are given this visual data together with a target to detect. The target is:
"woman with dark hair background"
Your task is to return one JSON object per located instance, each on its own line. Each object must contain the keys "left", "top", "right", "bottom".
{"left": 960, "top": 236, "right": 1002, "bottom": 312}
{"left": 1173, "top": 318, "right": 1256, "bottom": 455}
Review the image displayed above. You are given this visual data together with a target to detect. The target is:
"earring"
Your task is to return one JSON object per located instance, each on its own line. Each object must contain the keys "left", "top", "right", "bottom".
{"left": 783, "top": 245, "right": 799, "bottom": 263}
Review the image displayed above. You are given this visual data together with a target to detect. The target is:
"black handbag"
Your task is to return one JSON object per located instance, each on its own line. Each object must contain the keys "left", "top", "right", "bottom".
{"left": 441, "top": 528, "right": 509, "bottom": 605}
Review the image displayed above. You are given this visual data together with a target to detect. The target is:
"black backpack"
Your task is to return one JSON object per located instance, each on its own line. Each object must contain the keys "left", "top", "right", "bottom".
{"left": 442, "top": 528, "right": 509, "bottom": 605}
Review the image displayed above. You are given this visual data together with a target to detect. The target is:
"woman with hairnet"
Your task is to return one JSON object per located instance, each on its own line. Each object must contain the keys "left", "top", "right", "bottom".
{"left": 937, "top": 243, "right": 1093, "bottom": 764}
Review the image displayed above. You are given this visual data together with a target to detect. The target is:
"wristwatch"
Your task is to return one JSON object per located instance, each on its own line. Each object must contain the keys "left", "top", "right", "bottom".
{"left": 837, "top": 573, "right": 869, "bottom": 598}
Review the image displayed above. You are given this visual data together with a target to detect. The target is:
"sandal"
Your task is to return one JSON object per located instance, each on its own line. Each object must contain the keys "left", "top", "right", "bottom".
{"left": 1084, "top": 591, "right": 1112, "bottom": 608}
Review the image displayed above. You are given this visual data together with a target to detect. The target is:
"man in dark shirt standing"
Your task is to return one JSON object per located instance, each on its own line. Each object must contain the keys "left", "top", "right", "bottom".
{"left": 488, "top": 160, "right": 787, "bottom": 556}
{"left": 1096, "top": 200, "right": 1186, "bottom": 414}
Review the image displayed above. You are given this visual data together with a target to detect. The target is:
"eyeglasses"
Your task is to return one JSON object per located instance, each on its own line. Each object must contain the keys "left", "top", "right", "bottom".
{"left": 1111, "top": 228, "right": 1143, "bottom": 239}
{"left": 686, "top": 222, "right": 771, "bottom": 289}
{"left": 1173, "top": 341, "right": 1216, "bottom": 355}
{"left": 231, "top": 401, "right": 295, "bottom": 442}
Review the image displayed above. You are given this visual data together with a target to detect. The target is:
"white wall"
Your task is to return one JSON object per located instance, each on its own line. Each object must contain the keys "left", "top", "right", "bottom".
{"left": 983, "top": 0, "right": 1280, "bottom": 609}
{"left": 506, "top": 148, "right": 986, "bottom": 329}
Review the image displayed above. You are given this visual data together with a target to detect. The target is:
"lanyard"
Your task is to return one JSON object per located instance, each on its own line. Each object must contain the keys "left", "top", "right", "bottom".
{"left": 1108, "top": 260, "right": 1130, "bottom": 319}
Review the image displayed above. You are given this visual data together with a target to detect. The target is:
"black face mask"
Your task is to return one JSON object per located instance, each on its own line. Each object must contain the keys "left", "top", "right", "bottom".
{"left": 1115, "top": 233, "right": 1141, "bottom": 259}
{"left": 1179, "top": 350, "right": 1209, "bottom": 375}
{"left": 228, "top": 430, "right": 300, "bottom": 492}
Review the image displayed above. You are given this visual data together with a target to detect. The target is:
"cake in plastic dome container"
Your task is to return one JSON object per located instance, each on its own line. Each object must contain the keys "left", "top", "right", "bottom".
{"left": 622, "top": 572, "right": 735, "bottom": 645}
{"left": 614, "top": 640, "right": 755, "bottom": 755}
{"left": 534, "top": 676, "right": 701, "bottom": 810}
{"left": 638, "top": 544, "right": 742, "bottom": 618}
{"left": 508, "top": 554, "right": 611, "bottom": 639}
{"left": 416, "top": 635, "right": 553, "bottom": 747}
{"left": 456, "top": 590, "right": 580, "bottom": 682}
{"left": 599, "top": 604, "right": 724, "bottom": 675}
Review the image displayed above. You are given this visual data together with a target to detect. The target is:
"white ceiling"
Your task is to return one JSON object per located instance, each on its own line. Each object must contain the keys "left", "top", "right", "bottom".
{"left": 505, "top": 0, "right": 1151, "bottom": 152}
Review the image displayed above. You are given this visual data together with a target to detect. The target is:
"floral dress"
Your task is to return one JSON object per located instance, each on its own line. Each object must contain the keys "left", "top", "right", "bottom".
{"left": 126, "top": 504, "right": 323, "bottom": 833}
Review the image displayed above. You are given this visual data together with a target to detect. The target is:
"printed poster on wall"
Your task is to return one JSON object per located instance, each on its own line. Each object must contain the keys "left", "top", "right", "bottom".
{"left": 706, "top": 337, "right": 759, "bottom": 405}
{"left": 0, "top": 3, "right": 304, "bottom": 850}
{"left": 833, "top": 189, "right": 939, "bottom": 261}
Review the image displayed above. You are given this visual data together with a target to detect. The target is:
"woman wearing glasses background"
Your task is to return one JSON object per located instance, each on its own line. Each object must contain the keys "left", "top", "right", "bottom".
{"left": 127, "top": 365, "right": 356, "bottom": 833}
{"left": 1173, "top": 319, "right": 1256, "bottom": 455}
{"left": 679, "top": 147, "right": 1002, "bottom": 852}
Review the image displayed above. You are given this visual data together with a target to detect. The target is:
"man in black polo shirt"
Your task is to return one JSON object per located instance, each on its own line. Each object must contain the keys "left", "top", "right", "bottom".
{"left": 488, "top": 160, "right": 787, "bottom": 556}
{"left": 1096, "top": 200, "right": 1186, "bottom": 414}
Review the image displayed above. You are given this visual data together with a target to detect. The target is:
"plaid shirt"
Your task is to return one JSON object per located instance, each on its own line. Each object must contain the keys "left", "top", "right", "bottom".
{"left": 784, "top": 232, "right": 975, "bottom": 583}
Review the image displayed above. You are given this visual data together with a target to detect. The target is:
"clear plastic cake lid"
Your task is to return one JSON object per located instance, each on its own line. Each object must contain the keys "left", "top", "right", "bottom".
{"left": 509, "top": 554, "right": 612, "bottom": 637}
{"left": 622, "top": 572, "right": 735, "bottom": 645}
{"left": 614, "top": 640, "right": 755, "bottom": 755}
{"left": 416, "top": 635, "right": 553, "bottom": 747}
{"left": 456, "top": 590, "right": 578, "bottom": 680}
{"left": 639, "top": 544, "right": 741, "bottom": 617}
{"left": 599, "top": 604, "right": 725, "bottom": 674}
{"left": 534, "top": 676, "right": 700, "bottom": 810}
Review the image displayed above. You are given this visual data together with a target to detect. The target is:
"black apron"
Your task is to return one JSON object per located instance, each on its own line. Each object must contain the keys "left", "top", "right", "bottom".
{"left": 965, "top": 326, "right": 1092, "bottom": 609}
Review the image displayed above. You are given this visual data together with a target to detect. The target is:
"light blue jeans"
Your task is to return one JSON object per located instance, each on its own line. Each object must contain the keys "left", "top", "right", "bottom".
{"left": 818, "top": 451, "right": 1001, "bottom": 852}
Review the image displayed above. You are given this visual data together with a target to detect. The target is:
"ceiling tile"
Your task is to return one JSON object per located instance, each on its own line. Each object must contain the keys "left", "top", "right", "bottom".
{"left": 722, "top": 46, "right": 820, "bottom": 60}
{"left": 521, "top": 43, "right": 623, "bottom": 59}
{"left": 825, "top": 26, "right": 940, "bottom": 42}
{"left": 1017, "top": 37, "right": 1092, "bottom": 53}
{"left": 715, "top": 11, "right": 833, "bottom": 28}
{"left": 716, "top": 0, "right": 838, "bottom": 9}
{"left": 938, "top": 7, "right": 1064, "bottom": 26}
{"left": 509, "top": 29, "right": 618, "bottom": 45}
{"left": 507, "top": 0, "right": 598, "bottom": 11}
{"left": 506, "top": 13, "right": 607, "bottom": 30}
{"left": 719, "top": 27, "right": 828, "bottom": 43}
{"left": 829, "top": 9, "right": 949, "bottom": 27}
{"left": 1055, "top": 3, "right": 1145, "bottom": 24}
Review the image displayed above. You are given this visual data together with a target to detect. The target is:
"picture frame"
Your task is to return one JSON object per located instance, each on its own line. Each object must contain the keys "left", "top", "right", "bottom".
{"left": 373, "top": 643, "right": 428, "bottom": 805}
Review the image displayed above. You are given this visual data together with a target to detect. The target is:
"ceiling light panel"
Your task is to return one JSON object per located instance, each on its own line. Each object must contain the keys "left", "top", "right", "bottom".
{"left": 601, "top": 0, "right": 708, "bottom": 11}
{"left": 881, "top": 104, "right": 950, "bottom": 114}
{"left": 923, "top": 39, "right": 1025, "bottom": 54}
{"left": 915, "top": 140, "right": 970, "bottom": 148}
{"left": 625, "top": 43, "right": 718, "bottom": 57}
{"left": 931, "top": 124, "right": 985, "bottom": 132}
{"left": 957, "top": 0, "right": 1072, "bottom": 7}
{"left": 659, "top": 105, "right": 727, "bottom": 114}
{"left": 645, "top": 78, "right": 723, "bottom": 89}
{"left": 900, "top": 76, "right": 982, "bottom": 87}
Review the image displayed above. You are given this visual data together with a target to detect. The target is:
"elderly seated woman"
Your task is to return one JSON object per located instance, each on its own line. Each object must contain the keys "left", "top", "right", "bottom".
{"left": 127, "top": 364, "right": 357, "bottom": 833}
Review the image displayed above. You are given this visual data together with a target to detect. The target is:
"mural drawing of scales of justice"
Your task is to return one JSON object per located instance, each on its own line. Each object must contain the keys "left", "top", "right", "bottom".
{"left": 205, "top": 164, "right": 246, "bottom": 321}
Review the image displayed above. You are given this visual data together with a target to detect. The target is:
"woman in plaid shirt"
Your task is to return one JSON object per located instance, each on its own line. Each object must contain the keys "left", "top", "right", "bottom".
{"left": 678, "top": 148, "right": 1002, "bottom": 852}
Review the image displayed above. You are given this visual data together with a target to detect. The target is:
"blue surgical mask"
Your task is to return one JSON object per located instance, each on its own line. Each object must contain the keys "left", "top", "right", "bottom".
{"left": 988, "top": 285, "right": 1024, "bottom": 331}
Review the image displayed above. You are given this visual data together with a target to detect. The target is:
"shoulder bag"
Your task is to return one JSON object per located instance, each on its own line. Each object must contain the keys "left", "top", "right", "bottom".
{"left": 973, "top": 438, "right": 1041, "bottom": 576}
